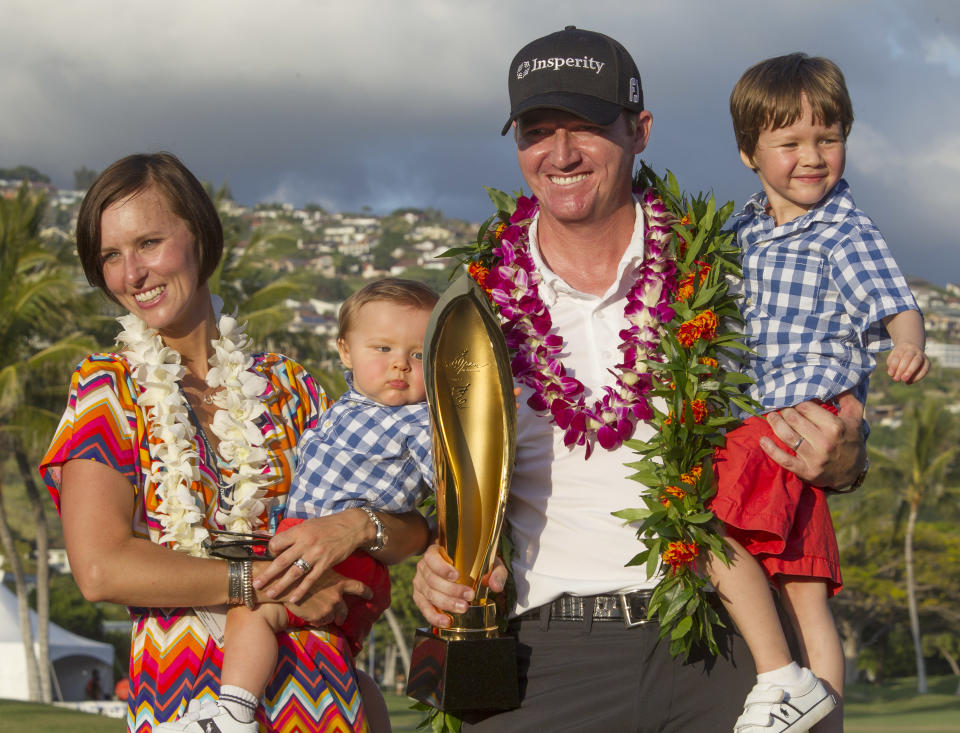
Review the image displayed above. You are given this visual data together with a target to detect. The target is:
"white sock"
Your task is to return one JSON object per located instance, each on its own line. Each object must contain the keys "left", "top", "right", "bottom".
{"left": 757, "top": 661, "right": 806, "bottom": 689}
{"left": 218, "top": 684, "right": 259, "bottom": 724}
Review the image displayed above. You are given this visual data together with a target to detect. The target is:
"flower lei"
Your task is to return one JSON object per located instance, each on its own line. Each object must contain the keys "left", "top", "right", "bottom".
{"left": 115, "top": 308, "right": 272, "bottom": 557}
{"left": 466, "top": 184, "right": 676, "bottom": 458}
{"left": 442, "top": 164, "right": 756, "bottom": 663}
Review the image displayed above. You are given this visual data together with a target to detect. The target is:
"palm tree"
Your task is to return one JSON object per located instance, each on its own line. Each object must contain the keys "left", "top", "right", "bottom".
{"left": 869, "top": 400, "right": 958, "bottom": 694}
{"left": 204, "top": 189, "right": 313, "bottom": 345}
{"left": 0, "top": 185, "right": 94, "bottom": 702}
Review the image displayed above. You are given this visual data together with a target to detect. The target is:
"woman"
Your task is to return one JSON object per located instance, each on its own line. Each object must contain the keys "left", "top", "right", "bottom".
{"left": 40, "top": 152, "right": 427, "bottom": 732}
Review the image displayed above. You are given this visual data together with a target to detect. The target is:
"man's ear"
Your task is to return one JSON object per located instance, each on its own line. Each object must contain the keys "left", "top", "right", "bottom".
{"left": 336, "top": 338, "right": 352, "bottom": 369}
{"left": 739, "top": 148, "right": 758, "bottom": 172}
{"left": 631, "top": 110, "right": 653, "bottom": 155}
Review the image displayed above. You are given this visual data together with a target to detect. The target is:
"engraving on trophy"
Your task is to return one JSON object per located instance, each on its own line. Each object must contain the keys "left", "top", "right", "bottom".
{"left": 444, "top": 348, "right": 487, "bottom": 409}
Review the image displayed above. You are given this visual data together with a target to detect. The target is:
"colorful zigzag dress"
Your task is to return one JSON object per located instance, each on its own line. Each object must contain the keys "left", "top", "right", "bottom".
{"left": 40, "top": 352, "right": 369, "bottom": 733}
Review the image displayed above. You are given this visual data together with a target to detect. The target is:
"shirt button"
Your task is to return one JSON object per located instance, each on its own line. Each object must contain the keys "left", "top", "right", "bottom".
{"left": 596, "top": 311, "right": 605, "bottom": 320}
{"left": 746, "top": 298, "right": 754, "bottom": 306}
{"left": 602, "top": 351, "right": 612, "bottom": 360}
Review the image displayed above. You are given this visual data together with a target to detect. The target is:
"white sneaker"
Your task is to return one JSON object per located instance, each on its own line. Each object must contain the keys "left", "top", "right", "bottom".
{"left": 734, "top": 668, "right": 837, "bottom": 732}
{"left": 153, "top": 699, "right": 258, "bottom": 733}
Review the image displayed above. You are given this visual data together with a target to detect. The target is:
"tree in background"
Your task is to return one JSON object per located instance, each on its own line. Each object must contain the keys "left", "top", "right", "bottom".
{"left": 0, "top": 185, "right": 95, "bottom": 702}
{"left": 0, "top": 165, "right": 50, "bottom": 183}
{"left": 868, "top": 400, "right": 958, "bottom": 693}
{"left": 72, "top": 166, "right": 98, "bottom": 191}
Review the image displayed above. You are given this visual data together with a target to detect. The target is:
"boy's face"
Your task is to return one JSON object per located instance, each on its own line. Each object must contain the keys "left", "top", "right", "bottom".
{"left": 337, "top": 300, "right": 431, "bottom": 406}
{"left": 741, "top": 95, "right": 846, "bottom": 226}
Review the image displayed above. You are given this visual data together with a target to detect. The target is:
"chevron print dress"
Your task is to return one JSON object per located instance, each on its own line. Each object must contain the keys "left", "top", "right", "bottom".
{"left": 41, "top": 352, "right": 369, "bottom": 732}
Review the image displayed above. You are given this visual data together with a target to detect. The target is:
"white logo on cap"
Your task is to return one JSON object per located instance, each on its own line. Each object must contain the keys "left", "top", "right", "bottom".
{"left": 517, "top": 56, "right": 606, "bottom": 77}
{"left": 629, "top": 78, "right": 640, "bottom": 103}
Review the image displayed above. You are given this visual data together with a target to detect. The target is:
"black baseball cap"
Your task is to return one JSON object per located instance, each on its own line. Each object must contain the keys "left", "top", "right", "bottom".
{"left": 502, "top": 26, "right": 644, "bottom": 135}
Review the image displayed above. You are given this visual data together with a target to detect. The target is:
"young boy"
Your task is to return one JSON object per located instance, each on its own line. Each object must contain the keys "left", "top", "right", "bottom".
{"left": 156, "top": 278, "right": 438, "bottom": 733}
{"left": 707, "top": 54, "right": 929, "bottom": 733}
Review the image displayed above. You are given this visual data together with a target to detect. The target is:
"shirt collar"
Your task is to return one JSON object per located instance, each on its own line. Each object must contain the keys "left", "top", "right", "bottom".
{"left": 528, "top": 198, "right": 648, "bottom": 305}
{"left": 341, "top": 370, "right": 428, "bottom": 416}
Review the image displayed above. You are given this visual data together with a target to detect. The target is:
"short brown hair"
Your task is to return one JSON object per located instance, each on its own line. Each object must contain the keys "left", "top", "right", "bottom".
{"left": 76, "top": 152, "right": 223, "bottom": 300}
{"left": 730, "top": 53, "right": 854, "bottom": 159}
{"left": 338, "top": 278, "right": 439, "bottom": 340}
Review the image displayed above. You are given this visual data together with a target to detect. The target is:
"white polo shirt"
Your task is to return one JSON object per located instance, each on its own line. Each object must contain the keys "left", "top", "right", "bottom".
{"left": 509, "top": 201, "right": 659, "bottom": 615}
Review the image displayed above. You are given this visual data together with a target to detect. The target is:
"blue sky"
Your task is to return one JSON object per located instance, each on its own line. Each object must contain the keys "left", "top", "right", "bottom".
{"left": 3, "top": 0, "right": 958, "bottom": 285}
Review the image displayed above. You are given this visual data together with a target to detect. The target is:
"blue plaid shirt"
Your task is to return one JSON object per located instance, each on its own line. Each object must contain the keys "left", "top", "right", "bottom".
{"left": 285, "top": 374, "right": 433, "bottom": 518}
{"left": 733, "top": 179, "right": 919, "bottom": 413}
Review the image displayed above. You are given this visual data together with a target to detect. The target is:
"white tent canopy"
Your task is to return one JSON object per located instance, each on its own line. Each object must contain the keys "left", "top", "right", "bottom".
{"left": 0, "top": 582, "right": 114, "bottom": 701}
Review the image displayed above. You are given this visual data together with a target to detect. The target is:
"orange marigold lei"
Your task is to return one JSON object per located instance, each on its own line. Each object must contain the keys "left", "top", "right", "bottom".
{"left": 611, "top": 164, "right": 756, "bottom": 661}
{"left": 662, "top": 540, "right": 700, "bottom": 573}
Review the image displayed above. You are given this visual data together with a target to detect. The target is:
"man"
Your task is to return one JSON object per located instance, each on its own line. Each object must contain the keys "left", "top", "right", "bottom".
{"left": 412, "top": 27, "right": 867, "bottom": 732}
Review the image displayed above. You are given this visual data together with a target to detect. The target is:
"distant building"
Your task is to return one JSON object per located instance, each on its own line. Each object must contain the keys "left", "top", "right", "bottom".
{"left": 927, "top": 341, "right": 960, "bottom": 369}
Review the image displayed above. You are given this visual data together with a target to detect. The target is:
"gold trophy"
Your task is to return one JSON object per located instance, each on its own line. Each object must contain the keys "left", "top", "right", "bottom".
{"left": 405, "top": 273, "right": 519, "bottom": 713}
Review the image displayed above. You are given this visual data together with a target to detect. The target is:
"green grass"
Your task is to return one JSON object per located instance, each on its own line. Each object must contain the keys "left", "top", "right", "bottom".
{"left": 3, "top": 678, "right": 958, "bottom": 732}
{"left": 385, "top": 692, "right": 423, "bottom": 732}
{"left": 844, "top": 676, "right": 960, "bottom": 732}
{"left": 0, "top": 699, "right": 123, "bottom": 731}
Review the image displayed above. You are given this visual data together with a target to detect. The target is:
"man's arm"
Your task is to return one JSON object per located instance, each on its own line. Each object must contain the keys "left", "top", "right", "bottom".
{"left": 761, "top": 392, "right": 866, "bottom": 489}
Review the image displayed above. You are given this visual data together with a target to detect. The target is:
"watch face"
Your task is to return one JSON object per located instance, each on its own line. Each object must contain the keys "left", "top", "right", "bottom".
{"left": 830, "top": 467, "right": 867, "bottom": 494}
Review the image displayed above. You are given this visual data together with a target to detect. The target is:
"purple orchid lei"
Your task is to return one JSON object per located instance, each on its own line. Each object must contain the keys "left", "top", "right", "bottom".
{"left": 483, "top": 188, "right": 678, "bottom": 458}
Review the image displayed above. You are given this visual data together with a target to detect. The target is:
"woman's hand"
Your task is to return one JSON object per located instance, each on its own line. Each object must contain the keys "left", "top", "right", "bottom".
{"left": 411, "top": 544, "right": 507, "bottom": 628}
{"left": 278, "top": 567, "right": 372, "bottom": 626}
{"left": 761, "top": 391, "right": 867, "bottom": 489}
{"left": 257, "top": 511, "right": 369, "bottom": 602}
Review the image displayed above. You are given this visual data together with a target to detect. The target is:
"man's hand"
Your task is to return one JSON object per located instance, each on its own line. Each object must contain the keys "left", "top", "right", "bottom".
{"left": 887, "top": 342, "right": 930, "bottom": 384}
{"left": 412, "top": 544, "right": 507, "bottom": 628}
{"left": 761, "top": 391, "right": 866, "bottom": 489}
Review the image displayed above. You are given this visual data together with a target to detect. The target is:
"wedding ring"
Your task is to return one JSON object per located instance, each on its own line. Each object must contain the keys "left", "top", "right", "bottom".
{"left": 792, "top": 436, "right": 804, "bottom": 451}
{"left": 293, "top": 558, "right": 311, "bottom": 574}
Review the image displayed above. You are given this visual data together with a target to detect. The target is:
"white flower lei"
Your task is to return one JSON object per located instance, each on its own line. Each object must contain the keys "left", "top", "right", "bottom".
{"left": 116, "top": 307, "right": 271, "bottom": 557}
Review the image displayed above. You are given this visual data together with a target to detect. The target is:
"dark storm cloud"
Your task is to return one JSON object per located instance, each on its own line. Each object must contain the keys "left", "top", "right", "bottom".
{"left": 2, "top": 0, "right": 958, "bottom": 284}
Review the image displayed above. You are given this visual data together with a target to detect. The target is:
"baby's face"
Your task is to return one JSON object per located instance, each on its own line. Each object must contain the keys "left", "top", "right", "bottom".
{"left": 741, "top": 95, "right": 846, "bottom": 226}
{"left": 337, "top": 300, "right": 432, "bottom": 406}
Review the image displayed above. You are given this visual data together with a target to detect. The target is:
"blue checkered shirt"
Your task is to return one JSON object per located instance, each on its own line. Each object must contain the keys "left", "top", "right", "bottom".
{"left": 732, "top": 179, "right": 919, "bottom": 413}
{"left": 285, "top": 375, "right": 433, "bottom": 518}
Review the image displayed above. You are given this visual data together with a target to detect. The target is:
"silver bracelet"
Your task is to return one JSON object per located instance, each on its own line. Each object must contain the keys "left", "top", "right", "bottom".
{"left": 359, "top": 505, "right": 386, "bottom": 553}
{"left": 241, "top": 560, "right": 256, "bottom": 609}
{"left": 227, "top": 560, "right": 244, "bottom": 606}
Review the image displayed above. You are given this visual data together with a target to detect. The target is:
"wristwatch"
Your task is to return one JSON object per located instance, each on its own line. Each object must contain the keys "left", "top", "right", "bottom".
{"left": 360, "top": 505, "right": 386, "bottom": 552}
{"left": 828, "top": 462, "right": 869, "bottom": 494}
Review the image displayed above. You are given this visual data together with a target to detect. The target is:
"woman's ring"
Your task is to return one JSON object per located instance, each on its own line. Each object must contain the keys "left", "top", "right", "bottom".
{"left": 792, "top": 436, "right": 804, "bottom": 451}
{"left": 293, "top": 558, "right": 312, "bottom": 574}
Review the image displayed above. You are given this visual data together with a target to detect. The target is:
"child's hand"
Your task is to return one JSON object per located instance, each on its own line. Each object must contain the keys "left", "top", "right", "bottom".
{"left": 887, "top": 342, "right": 930, "bottom": 384}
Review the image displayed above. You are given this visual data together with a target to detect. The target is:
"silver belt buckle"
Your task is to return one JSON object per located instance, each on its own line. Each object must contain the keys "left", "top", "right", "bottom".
{"left": 619, "top": 592, "right": 651, "bottom": 628}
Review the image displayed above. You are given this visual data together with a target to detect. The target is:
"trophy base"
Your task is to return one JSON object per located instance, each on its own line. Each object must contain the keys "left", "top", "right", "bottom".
{"left": 405, "top": 628, "right": 519, "bottom": 713}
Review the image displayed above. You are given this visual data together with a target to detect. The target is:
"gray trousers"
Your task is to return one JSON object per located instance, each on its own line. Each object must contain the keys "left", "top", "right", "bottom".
{"left": 463, "top": 605, "right": 755, "bottom": 732}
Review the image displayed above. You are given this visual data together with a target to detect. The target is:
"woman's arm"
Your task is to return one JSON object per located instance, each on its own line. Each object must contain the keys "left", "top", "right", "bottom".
{"left": 257, "top": 509, "right": 430, "bottom": 603}
{"left": 61, "top": 458, "right": 229, "bottom": 606}
{"left": 61, "top": 456, "right": 371, "bottom": 618}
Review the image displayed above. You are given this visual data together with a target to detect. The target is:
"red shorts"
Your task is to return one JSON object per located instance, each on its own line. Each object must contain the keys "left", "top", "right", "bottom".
{"left": 710, "top": 412, "right": 842, "bottom": 596}
{"left": 277, "top": 517, "right": 391, "bottom": 656}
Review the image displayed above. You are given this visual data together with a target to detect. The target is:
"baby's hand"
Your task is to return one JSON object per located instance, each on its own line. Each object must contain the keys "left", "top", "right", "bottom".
{"left": 887, "top": 343, "right": 930, "bottom": 384}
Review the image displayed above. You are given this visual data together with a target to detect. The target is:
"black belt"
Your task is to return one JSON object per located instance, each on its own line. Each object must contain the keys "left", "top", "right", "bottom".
{"left": 522, "top": 590, "right": 655, "bottom": 628}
